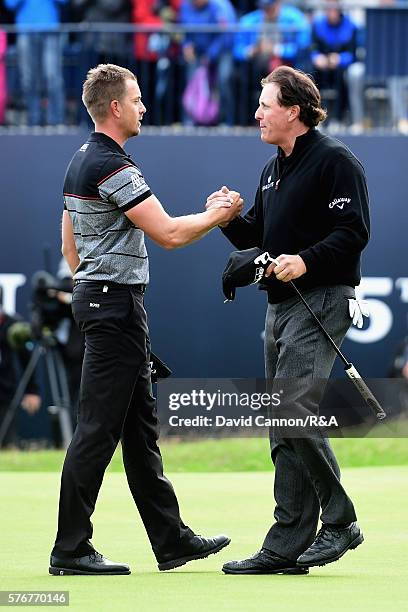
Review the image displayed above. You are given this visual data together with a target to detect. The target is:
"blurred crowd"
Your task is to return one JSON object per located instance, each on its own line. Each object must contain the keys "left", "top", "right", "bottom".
{"left": 0, "top": 0, "right": 407, "bottom": 131}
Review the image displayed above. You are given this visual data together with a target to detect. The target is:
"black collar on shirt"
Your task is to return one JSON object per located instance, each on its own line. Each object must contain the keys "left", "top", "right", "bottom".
{"left": 88, "top": 131, "right": 131, "bottom": 157}
{"left": 274, "top": 129, "right": 320, "bottom": 189}
{"left": 277, "top": 127, "right": 319, "bottom": 163}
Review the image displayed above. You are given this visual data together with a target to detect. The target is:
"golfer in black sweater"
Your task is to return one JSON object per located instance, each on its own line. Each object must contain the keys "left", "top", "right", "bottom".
{"left": 208, "top": 66, "right": 369, "bottom": 574}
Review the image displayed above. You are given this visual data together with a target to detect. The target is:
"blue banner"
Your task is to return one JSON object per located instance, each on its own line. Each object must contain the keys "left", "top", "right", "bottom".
{"left": 1, "top": 133, "right": 407, "bottom": 381}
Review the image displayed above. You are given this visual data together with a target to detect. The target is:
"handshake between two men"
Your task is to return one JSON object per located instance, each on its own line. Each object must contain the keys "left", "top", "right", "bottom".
{"left": 206, "top": 185, "right": 307, "bottom": 283}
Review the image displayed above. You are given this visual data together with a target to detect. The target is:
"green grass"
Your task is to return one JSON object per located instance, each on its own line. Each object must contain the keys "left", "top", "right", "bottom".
{"left": 0, "top": 437, "right": 407, "bottom": 472}
{"left": 0, "top": 468, "right": 407, "bottom": 611}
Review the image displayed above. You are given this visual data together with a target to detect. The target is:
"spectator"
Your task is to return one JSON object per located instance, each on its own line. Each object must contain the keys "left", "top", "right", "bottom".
{"left": 72, "top": 0, "right": 131, "bottom": 65}
{"left": 5, "top": 0, "right": 67, "bottom": 126}
{"left": 179, "top": 0, "right": 237, "bottom": 125}
{"left": 383, "top": 0, "right": 408, "bottom": 134}
{"left": 132, "top": 0, "right": 181, "bottom": 125}
{"left": 0, "top": 2, "right": 12, "bottom": 125}
{"left": 234, "top": 0, "right": 310, "bottom": 68}
{"left": 133, "top": 0, "right": 176, "bottom": 62}
{"left": 70, "top": 0, "right": 131, "bottom": 125}
{"left": 234, "top": 0, "right": 310, "bottom": 124}
{"left": 346, "top": 58, "right": 365, "bottom": 133}
{"left": 0, "top": 29, "right": 6, "bottom": 125}
{"left": 310, "top": 2, "right": 358, "bottom": 126}
{"left": 345, "top": 0, "right": 408, "bottom": 134}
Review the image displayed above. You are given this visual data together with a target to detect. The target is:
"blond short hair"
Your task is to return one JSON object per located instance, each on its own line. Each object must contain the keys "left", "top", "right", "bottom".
{"left": 82, "top": 64, "right": 137, "bottom": 122}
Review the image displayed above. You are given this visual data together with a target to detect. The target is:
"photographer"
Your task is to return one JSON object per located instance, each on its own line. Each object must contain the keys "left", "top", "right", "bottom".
{"left": 0, "top": 288, "right": 41, "bottom": 448}
{"left": 24, "top": 265, "right": 83, "bottom": 447}
{"left": 3, "top": 266, "right": 78, "bottom": 449}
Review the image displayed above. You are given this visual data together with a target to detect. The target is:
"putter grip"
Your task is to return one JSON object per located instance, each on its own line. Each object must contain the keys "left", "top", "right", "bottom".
{"left": 345, "top": 364, "right": 386, "bottom": 420}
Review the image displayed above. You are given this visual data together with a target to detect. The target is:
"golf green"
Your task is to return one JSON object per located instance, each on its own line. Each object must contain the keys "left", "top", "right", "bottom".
{"left": 0, "top": 468, "right": 406, "bottom": 611}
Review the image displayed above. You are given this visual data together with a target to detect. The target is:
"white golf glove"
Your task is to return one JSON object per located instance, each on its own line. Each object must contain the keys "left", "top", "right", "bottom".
{"left": 348, "top": 298, "right": 370, "bottom": 328}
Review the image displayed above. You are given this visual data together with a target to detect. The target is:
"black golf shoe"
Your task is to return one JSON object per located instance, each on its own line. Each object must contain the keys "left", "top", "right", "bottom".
{"left": 49, "top": 551, "right": 130, "bottom": 575}
{"left": 157, "top": 534, "right": 230, "bottom": 571}
{"left": 222, "top": 549, "right": 309, "bottom": 575}
{"left": 297, "top": 522, "right": 364, "bottom": 568}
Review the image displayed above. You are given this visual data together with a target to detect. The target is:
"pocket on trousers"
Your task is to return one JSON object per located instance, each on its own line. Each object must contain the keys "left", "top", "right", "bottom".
{"left": 323, "top": 286, "right": 355, "bottom": 335}
{"left": 72, "top": 287, "right": 133, "bottom": 327}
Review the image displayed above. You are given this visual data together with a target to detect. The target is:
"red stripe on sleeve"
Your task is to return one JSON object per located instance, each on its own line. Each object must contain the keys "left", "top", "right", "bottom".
{"left": 97, "top": 164, "right": 133, "bottom": 186}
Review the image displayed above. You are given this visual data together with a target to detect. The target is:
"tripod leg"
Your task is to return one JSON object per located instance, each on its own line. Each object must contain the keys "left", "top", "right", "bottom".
{"left": 45, "top": 348, "right": 73, "bottom": 448}
{"left": 0, "top": 344, "right": 44, "bottom": 447}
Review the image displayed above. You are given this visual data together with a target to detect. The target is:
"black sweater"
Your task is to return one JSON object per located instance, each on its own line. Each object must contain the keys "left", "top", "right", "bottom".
{"left": 222, "top": 128, "right": 370, "bottom": 303}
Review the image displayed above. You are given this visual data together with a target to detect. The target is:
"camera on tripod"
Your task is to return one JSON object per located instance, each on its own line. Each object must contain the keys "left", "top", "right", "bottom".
{"left": 6, "top": 270, "right": 73, "bottom": 353}
{"left": 1, "top": 270, "right": 75, "bottom": 450}
{"left": 30, "top": 270, "right": 72, "bottom": 340}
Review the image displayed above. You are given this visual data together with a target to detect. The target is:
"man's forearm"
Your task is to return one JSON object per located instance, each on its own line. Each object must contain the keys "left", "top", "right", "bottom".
{"left": 166, "top": 208, "right": 233, "bottom": 249}
{"left": 62, "top": 249, "right": 80, "bottom": 276}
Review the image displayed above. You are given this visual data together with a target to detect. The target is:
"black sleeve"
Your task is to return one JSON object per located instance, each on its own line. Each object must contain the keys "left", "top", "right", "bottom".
{"left": 221, "top": 185, "right": 264, "bottom": 250}
{"left": 299, "top": 154, "right": 370, "bottom": 274}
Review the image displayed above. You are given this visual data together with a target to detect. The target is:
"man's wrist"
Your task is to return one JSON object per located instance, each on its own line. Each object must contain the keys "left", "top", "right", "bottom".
{"left": 298, "top": 250, "right": 311, "bottom": 274}
{"left": 297, "top": 254, "right": 307, "bottom": 274}
{"left": 206, "top": 206, "right": 228, "bottom": 228}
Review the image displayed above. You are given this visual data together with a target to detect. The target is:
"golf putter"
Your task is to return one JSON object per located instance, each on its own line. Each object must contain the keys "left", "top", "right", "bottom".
{"left": 261, "top": 253, "right": 386, "bottom": 420}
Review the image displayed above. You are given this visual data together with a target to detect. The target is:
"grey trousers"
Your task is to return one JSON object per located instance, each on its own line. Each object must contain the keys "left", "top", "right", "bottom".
{"left": 263, "top": 284, "right": 357, "bottom": 560}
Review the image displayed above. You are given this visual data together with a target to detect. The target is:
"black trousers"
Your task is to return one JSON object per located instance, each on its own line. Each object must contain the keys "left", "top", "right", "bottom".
{"left": 52, "top": 282, "right": 193, "bottom": 559}
{"left": 263, "top": 286, "right": 358, "bottom": 560}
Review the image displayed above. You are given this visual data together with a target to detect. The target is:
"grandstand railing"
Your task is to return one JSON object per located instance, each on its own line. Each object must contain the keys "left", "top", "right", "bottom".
{"left": 0, "top": 10, "right": 407, "bottom": 132}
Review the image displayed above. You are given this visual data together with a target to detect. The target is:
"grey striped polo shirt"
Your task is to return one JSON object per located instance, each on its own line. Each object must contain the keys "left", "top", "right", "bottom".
{"left": 63, "top": 132, "right": 151, "bottom": 285}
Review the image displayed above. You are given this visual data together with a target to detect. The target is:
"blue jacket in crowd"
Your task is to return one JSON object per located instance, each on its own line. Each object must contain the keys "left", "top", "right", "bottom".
{"left": 234, "top": 5, "right": 310, "bottom": 62}
{"left": 5, "top": 0, "right": 67, "bottom": 27}
{"left": 179, "top": 0, "right": 236, "bottom": 61}
{"left": 311, "top": 13, "right": 358, "bottom": 68}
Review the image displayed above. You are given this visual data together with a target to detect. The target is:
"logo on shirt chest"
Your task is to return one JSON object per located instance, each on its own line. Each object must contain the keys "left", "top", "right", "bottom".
{"left": 262, "top": 175, "right": 275, "bottom": 192}
{"left": 329, "top": 197, "right": 351, "bottom": 210}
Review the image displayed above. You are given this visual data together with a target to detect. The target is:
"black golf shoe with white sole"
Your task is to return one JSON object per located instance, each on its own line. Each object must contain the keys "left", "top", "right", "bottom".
{"left": 49, "top": 551, "right": 130, "bottom": 576}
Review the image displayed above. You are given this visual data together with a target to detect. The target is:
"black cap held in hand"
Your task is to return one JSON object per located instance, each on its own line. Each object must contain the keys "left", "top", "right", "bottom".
{"left": 222, "top": 247, "right": 275, "bottom": 301}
